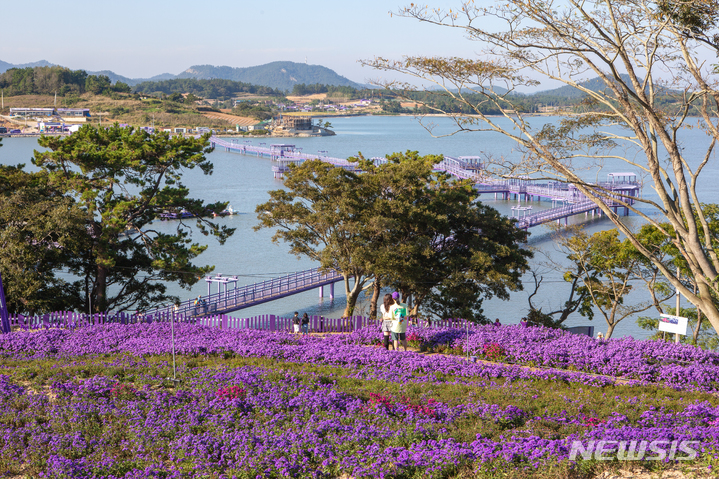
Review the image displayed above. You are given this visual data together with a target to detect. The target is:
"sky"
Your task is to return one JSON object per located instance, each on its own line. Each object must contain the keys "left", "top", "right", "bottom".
{"left": 1, "top": 0, "right": 486, "bottom": 86}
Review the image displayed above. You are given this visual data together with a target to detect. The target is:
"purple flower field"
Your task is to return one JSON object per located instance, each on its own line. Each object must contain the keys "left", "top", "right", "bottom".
{"left": 0, "top": 323, "right": 718, "bottom": 478}
{"left": 348, "top": 323, "right": 719, "bottom": 392}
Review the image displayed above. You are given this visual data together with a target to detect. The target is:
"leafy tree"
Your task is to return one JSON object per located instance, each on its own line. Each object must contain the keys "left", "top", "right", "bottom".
{"left": 355, "top": 152, "right": 531, "bottom": 322}
{"left": 33, "top": 124, "right": 235, "bottom": 313}
{"left": 524, "top": 270, "right": 587, "bottom": 329}
{"left": 255, "top": 153, "right": 531, "bottom": 320}
{"left": 0, "top": 165, "right": 87, "bottom": 314}
{"left": 558, "top": 228, "right": 672, "bottom": 338}
{"left": 113, "top": 81, "right": 131, "bottom": 94}
{"left": 364, "top": 0, "right": 719, "bottom": 335}
{"left": 629, "top": 204, "right": 719, "bottom": 341}
{"left": 85, "top": 75, "right": 112, "bottom": 95}
{"left": 255, "top": 160, "right": 371, "bottom": 317}
{"left": 184, "top": 93, "right": 201, "bottom": 105}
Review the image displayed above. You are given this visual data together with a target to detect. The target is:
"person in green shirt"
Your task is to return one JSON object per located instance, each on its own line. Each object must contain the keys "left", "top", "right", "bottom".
{"left": 389, "top": 291, "right": 408, "bottom": 352}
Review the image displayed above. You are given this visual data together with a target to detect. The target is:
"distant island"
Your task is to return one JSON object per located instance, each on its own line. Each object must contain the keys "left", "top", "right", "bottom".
{"left": 0, "top": 61, "right": 708, "bottom": 135}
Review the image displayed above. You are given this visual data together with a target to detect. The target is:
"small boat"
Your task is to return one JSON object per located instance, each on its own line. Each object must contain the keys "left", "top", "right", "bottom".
{"left": 213, "top": 205, "right": 237, "bottom": 217}
{"left": 159, "top": 209, "right": 196, "bottom": 220}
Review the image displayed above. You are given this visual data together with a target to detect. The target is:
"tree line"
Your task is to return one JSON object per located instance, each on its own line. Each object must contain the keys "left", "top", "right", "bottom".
{"left": 290, "top": 83, "right": 371, "bottom": 97}
{"left": 133, "top": 78, "right": 283, "bottom": 100}
{"left": 0, "top": 66, "right": 131, "bottom": 96}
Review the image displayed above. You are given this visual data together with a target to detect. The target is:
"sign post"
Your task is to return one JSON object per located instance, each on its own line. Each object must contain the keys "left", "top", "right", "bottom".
{"left": 676, "top": 272, "right": 681, "bottom": 343}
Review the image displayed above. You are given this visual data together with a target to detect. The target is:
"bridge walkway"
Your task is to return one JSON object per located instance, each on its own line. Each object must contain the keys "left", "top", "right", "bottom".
{"left": 144, "top": 267, "right": 343, "bottom": 319}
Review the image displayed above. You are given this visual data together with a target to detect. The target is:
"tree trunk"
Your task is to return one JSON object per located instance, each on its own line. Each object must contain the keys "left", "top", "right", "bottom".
{"left": 369, "top": 277, "right": 381, "bottom": 319}
{"left": 605, "top": 322, "right": 616, "bottom": 340}
{"left": 693, "top": 309, "right": 703, "bottom": 346}
{"left": 96, "top": 263, "right": 108, "bottom": 313}
{"left": 342, "top": 274, "right": 365, "bottom": 318}
{"left": 697, "top": 282, "right": 719, "bottom": 335}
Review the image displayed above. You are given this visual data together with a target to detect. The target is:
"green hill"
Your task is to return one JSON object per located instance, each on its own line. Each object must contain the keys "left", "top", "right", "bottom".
{"left": 176, "top": 61, "right": 361, "bottom": 92}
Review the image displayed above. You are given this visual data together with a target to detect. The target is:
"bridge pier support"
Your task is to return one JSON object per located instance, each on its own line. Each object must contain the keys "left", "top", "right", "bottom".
{"left": 319, "top": 286, "right": 323, "bottom": 298}
{"left": 329, "top": 282, "right": 334, "bottom": 299}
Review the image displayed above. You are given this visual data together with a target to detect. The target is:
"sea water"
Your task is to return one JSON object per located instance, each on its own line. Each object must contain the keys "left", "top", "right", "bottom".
{"left": 1, "top": 115, "right": 716, "bottom": 339}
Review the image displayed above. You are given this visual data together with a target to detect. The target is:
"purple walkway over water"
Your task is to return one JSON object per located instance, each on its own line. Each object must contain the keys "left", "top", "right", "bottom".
{"left": 210, "top": 137, "right": 640, "bottom": 229}
{"left": 142, "top": 267, "right": 344, "bottom": 319}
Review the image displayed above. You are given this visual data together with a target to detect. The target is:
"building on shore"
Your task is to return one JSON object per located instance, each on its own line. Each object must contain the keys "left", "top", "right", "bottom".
{"left": 270, "top": 115, "right": 335, "bottom": 137}
{"left": 9, "top": 108, "right": 55, "bottom": 119}
{"left": 10, "top": 107, "right": 91, "bottom": 122}
{"left": 275, "top": 115, "right": 313, "bottom": 132}
{"left": 56, "top": 108, "right": 91, "bottom": 122}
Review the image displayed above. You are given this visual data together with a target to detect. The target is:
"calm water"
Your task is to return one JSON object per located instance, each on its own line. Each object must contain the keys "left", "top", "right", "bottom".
{"left": 1, "top": 115, "right": 717, "bottom": 339}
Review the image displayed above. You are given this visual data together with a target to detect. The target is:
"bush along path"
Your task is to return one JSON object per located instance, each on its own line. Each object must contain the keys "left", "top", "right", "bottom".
{"left": 0, "top": 323, "right": 717, "bottom": 477}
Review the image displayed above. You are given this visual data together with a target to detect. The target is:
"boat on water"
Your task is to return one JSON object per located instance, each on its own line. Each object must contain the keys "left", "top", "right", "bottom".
{"left": 159, "top": 206, "right": 238, "bottom": 221}
{"left": 213, "top": 205, "right": 237, "bottom": 217}
{"left": 159, "top": 209, "right": 195, "bottom": 220}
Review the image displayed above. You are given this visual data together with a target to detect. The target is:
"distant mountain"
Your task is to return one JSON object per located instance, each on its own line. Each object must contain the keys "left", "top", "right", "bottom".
{"left": 86, "top": 70, "right": 176, "bottom": 86}
{"left": 530, "top": 74, "right": 676, "bottom": 99}
{"left": 176, "top": 61, "right": 361, "bottom": 91}
{"left": 1, "top": 59, "right": 363, "bottom": 91}
{"left": 0, "top": 59, "right": 54, "bottom": 74}
{"left": 534, "top": 77, "right": 620, "bottom": 99}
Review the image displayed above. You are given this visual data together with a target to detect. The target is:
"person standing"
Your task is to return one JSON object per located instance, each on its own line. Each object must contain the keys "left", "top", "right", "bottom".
{"left": 301, "top": 313, "right": 310, "bottom": 335}
{"left": 389, "top": 292, "right": 408, "bottom": 351}
{"left": 292, "top": 312, "right": 301, "bottom": 334}
{"left": 379, "top": 293, "right": 394, "bottom": 350}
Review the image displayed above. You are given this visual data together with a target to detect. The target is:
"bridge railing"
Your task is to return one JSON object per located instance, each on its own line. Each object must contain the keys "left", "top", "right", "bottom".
{"left": 143, "top": 267, "right": 343, "bottom": 319}
{"left": 215, "top": 139, "right": 638, "bottom": 210}
{"left": 5, "top": 310, "right": 486, "bottom": 334}
{"left": 516, "top": 200, "right": 598, "bottom": 228}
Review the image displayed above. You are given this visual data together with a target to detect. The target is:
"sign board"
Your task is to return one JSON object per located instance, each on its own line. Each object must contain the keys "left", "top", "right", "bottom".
{"left": 658, "top": 314, "right": 688, "bottom": 335}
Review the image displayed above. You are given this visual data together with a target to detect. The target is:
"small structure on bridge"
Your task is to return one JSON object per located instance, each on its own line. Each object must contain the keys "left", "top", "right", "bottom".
{"left": 205, "top": 274, "right": 239, "bottom": 296}
{"left": 270, "top": 144, "right": 304, "bottom": 178}
{"left": 212, "top": 136, "right": 640, "bottom": 231}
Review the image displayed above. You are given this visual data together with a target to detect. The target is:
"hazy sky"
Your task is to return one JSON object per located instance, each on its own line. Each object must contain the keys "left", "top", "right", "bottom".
{"left": 1, "top": 0, "right": 483, "bottom": 85}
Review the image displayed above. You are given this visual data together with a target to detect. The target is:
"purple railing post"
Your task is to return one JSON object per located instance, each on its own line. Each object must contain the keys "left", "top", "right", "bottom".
{"left": 0, "top": 271, "right": 11, "bottom": 334}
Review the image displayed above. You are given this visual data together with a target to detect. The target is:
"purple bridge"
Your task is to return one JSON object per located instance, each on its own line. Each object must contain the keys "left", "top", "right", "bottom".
{"left": 210, "top": 136, "right": 640, "bottom": 230}
{"left": 135, "top": 138, "right": 640, "bottom": 320}
{"left": 142, "top": 267, "right": 343, "bottom": 319}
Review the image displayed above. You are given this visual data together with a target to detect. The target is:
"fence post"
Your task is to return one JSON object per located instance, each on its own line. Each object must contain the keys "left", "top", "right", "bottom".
{"left": 0, "top": 272, "right": 10, "bottom": 334}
